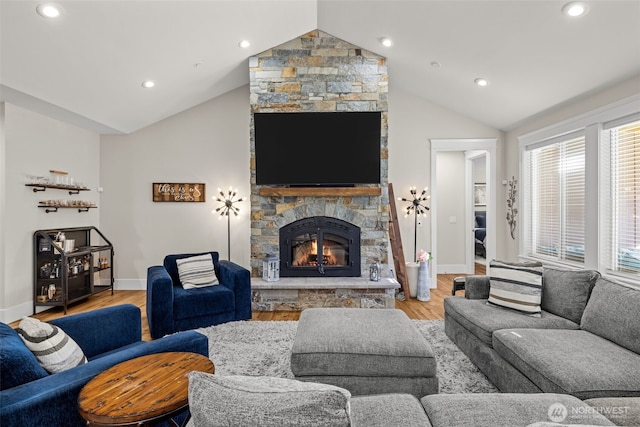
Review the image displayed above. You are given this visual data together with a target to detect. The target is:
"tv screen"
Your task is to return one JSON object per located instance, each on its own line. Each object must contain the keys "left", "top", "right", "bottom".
{"left": 254, "top": 112, "right": 381, "bottom": 186}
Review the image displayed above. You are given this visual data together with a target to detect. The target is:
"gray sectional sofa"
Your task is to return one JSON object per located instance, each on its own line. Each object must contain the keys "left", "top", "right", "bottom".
{"left": 444, "top": 268, "right": 640, "bottom": 399}
{"left": 182, "top": 267, "right": 640, "bottom": 426}
{"left": 186, "top": 372, "right": 636, "bottom": 426}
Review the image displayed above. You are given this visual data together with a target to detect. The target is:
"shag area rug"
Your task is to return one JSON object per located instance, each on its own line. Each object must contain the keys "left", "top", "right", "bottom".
{"left": 197, "top": 319, "right": 497, "bottom": 394}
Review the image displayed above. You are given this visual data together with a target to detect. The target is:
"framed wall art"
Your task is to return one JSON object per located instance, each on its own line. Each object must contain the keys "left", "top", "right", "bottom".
{"left": 474, "top": 183, "right": 487, "bottom": 206}
{"left": 153, "top": 183, "right": 205, "bottom": 202}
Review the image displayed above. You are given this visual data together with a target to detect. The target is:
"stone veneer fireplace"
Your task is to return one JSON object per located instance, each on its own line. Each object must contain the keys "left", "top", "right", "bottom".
{"left": 249, "top": 30, "right": 390, "bottom": 280}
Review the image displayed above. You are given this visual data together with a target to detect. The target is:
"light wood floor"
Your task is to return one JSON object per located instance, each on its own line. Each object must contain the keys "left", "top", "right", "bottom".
{"left": 11, "top": 263, "right": 485, "bottom": 341}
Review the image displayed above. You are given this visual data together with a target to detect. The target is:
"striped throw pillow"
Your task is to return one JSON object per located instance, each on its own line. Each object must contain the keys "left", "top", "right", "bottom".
{"left": 488, "top": 260, "right": 543, "bottom": 316}
{"left": 17, "top": 317, "right": 87, "bottom": 374}
{"left": 176, "top": 253, "right": 219, "bottom": 289}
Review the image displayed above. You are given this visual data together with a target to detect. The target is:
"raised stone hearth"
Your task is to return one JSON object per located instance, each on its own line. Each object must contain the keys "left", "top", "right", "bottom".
{"left": 251, "top": 277, "right": 399, "bottom": 311}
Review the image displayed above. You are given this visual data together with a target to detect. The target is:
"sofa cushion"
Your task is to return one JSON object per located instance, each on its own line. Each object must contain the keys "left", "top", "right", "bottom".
{"left": 580, "top": 278, "right": 640, "bottom": 354}
{"left": 541, "top": 268, "right": 600, "bottom": 324}
{"left": 16, "top": 317, "right": 87, "bottom": 374}
{"left": 188, "top": 372, "right": 351, "bottom": 426}
{"left": 444, "top": 297, "right": 579, "bottom": 348}
{"left": 350, "top": 394, "right": 432, "bottom": 427}
{"left": 493, "top": 329, "right": 640, "bottom": 399}
{"left": 420, "top": 393, "right": 615, "bottom": 427}
{"left": 584, "top": 397, "right": 640, "bottom": 427}
{"left": 421, "top": 393, "right": 616, "bottom": 426}
{"left": 176, "top": 253, "right": 219, "bottom": 289}
{"left": 172, "top": 284, "right": 235, "bottom": 321}
{"left": 488, "top": 260, "right": 543, "bottom": 316}
{"left": 0, "top": 322, "right": 48, "bottom": 390}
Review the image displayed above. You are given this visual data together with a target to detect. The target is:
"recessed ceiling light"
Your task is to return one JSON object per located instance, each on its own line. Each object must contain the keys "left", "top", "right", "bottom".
{"left": 36, "top": 3, "right": 62, "bottom": 18}
{"left": 474, "top": 78, "right": 489, "bottom": 87}
{"left": 380, "top": 37, "right": 393, "bottom": 47}
{"left": 141, "top": 80, "right": 156, "bottom": 89}
{"left": 238, "top": 40, "right": 251, "bottom": 48}
{"left": 562, "top": 2, "right": 590, "bottom": 17}
{"left": 430, "top": 61, "right": 441, "bottom": 69}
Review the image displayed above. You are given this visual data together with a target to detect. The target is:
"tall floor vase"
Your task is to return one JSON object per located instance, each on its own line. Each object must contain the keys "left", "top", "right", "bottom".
{"left": 417, "top": 261, "right": 431, "bottom": 302}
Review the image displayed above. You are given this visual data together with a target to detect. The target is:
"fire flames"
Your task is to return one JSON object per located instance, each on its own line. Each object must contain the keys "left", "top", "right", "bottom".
{"left": 292, "top": 239, "right": 339, "bottom": 266}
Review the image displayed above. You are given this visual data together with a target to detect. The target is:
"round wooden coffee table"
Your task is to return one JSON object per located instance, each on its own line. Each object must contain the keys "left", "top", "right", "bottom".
{"left": 78, "top": 352, "right": 214, "bottom": 426}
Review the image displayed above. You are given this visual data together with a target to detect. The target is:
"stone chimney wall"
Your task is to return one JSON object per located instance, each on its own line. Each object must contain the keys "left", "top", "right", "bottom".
{"left": 249, "top": 30, "right": 389, "bottom": 277}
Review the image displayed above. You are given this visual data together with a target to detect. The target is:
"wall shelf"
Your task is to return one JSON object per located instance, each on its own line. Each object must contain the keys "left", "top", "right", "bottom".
{"left": 258, "top": 187, "right": 381, "bottom": 197}
{"left": 38, "top": 206, "right": 96, "bottom": 213}
{"left": 26, "top": 183, "right": 90, "bottom": 195}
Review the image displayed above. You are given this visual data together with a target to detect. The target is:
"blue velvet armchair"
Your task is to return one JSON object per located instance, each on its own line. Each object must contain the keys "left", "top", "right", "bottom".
{"left": 146, "top": 251, "right": 252, "bottom": 339}
{"left": 0, "top": 304, "right": 208, "bottom": 427}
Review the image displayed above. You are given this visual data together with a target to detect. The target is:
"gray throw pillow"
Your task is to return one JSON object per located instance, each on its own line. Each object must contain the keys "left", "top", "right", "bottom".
{"left": 188, "top": 373, "right": 351, "bottom": 426}
{"left": 541, "top": 268, "right": 600, "bottom": 324}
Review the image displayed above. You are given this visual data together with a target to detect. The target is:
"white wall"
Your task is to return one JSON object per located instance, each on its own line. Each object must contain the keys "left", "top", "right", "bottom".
{"left": 473, "top": 156, "right": 487, "bottom": 188}
{"left": 100, "top": 86, "right": 251, "bottom": 288}
{"left": 1, "top": 103, "right": 100, "bottom": 322}
{"left": 387, "top": 87, "right": 503, "bottom": 267}
{"left": 435, "top": 151, "right": 466, "bottom": 267}
{"left": 98, "top": 83, "right": 502, "bottom": 289}
{"left": 0, "top": 103, "right": 6, "bottom": 318}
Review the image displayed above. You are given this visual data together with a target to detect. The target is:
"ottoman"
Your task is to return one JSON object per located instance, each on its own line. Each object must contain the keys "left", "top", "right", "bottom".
{"left": 291, "top": 308, "right": 438, "bottom": 397}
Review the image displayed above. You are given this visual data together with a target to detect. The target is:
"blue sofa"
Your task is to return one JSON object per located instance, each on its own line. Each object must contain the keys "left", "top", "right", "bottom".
{"left": 147, "top": 251, "right": 252, "bottom": 339}
{"left": 0, "top": 304, "right": 208, "bottom": 427}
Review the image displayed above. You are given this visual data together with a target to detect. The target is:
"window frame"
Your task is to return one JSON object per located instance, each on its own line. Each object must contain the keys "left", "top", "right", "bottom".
{"left": 518, "top": 94, "right": 640, "bottom": 286}
{"left": 523, "top": 130, "right": 586, "bottom": 267}
{"left": 600, "top": 115, "right": 640, "bottom": 280}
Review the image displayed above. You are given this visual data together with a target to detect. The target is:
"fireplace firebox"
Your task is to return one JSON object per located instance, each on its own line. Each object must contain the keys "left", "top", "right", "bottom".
{"left": 279, "top": 216, "right": 361, "bottom": 277}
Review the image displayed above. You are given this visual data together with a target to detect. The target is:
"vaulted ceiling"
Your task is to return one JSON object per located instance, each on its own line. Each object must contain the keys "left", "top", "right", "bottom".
{"left": 1, "top": 0, "right": 639, "bottom": 134}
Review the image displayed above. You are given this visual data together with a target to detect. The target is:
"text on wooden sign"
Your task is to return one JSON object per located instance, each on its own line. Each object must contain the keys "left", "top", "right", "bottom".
{"left": 153, "top": 183, "right": 205, "bottom": 202}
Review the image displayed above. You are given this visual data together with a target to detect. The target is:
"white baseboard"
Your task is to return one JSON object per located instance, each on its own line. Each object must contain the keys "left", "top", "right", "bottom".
{"left": 436, "top": 264, "right": 468, "bottom": 274}
{"left": 0, "top": 301, "right": 35, "bottom": 324}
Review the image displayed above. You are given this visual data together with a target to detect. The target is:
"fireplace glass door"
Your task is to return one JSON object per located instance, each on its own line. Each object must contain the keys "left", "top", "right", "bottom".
{"left": 290, "top": 232, "right": 349, "bottom": 271}
{"left": 280, "top": 216, "right": 360, "bottom": 277}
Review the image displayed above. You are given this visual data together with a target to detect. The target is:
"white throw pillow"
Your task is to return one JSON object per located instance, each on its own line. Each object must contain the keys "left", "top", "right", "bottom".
{"left": 17, "top": 316, "right": 87, "bottom": 374}
{"left": 488, "top": 260, "right": 543, "bottom": 316}
{"left": 188, "top": 373, "right": 351, "bottom": 426}
{"left": 176, "top": 253, "right": 219, "bottom": 289}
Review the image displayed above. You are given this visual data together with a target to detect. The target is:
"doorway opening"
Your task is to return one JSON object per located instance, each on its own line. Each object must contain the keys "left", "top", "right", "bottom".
{"left": 430, "top": 138, "right": 497, "bottom": 280}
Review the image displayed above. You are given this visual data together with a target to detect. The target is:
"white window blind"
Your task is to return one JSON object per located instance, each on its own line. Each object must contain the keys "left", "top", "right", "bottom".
{"left": 602, "top": 119, "right": 640, "bottom": 275}
{"left": 526, "top": 135, "right": 586, "bottom": 264}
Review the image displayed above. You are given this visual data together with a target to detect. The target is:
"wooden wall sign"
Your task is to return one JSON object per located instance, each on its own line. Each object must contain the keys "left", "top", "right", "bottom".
{"left": 153, "top": 183, "right": 205, "bottom": 202}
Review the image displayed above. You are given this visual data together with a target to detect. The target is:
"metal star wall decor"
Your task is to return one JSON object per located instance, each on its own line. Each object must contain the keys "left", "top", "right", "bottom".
{"left": 398, "top": 186, "right": 430, "bottom": 261}
{"left": 213, "top": 187, "right": 244, "bottom": 261}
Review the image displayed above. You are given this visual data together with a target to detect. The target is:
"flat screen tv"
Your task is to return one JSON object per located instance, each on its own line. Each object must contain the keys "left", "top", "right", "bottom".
{"left": 254, "top": 111, "right": 381, "bottom": 186}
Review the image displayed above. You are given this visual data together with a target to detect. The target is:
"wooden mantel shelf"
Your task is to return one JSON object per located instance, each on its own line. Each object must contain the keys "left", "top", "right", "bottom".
{"left": 258, "top": 187, "right": 381, "bottom": 197}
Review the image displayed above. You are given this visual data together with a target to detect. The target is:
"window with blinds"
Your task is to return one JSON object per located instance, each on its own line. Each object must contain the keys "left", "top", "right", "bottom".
{"left": 603, "top": 119, "right": 640, "bottom": 274}
{"left": 526, "top": 135, "right": 586, "bottom": 264}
